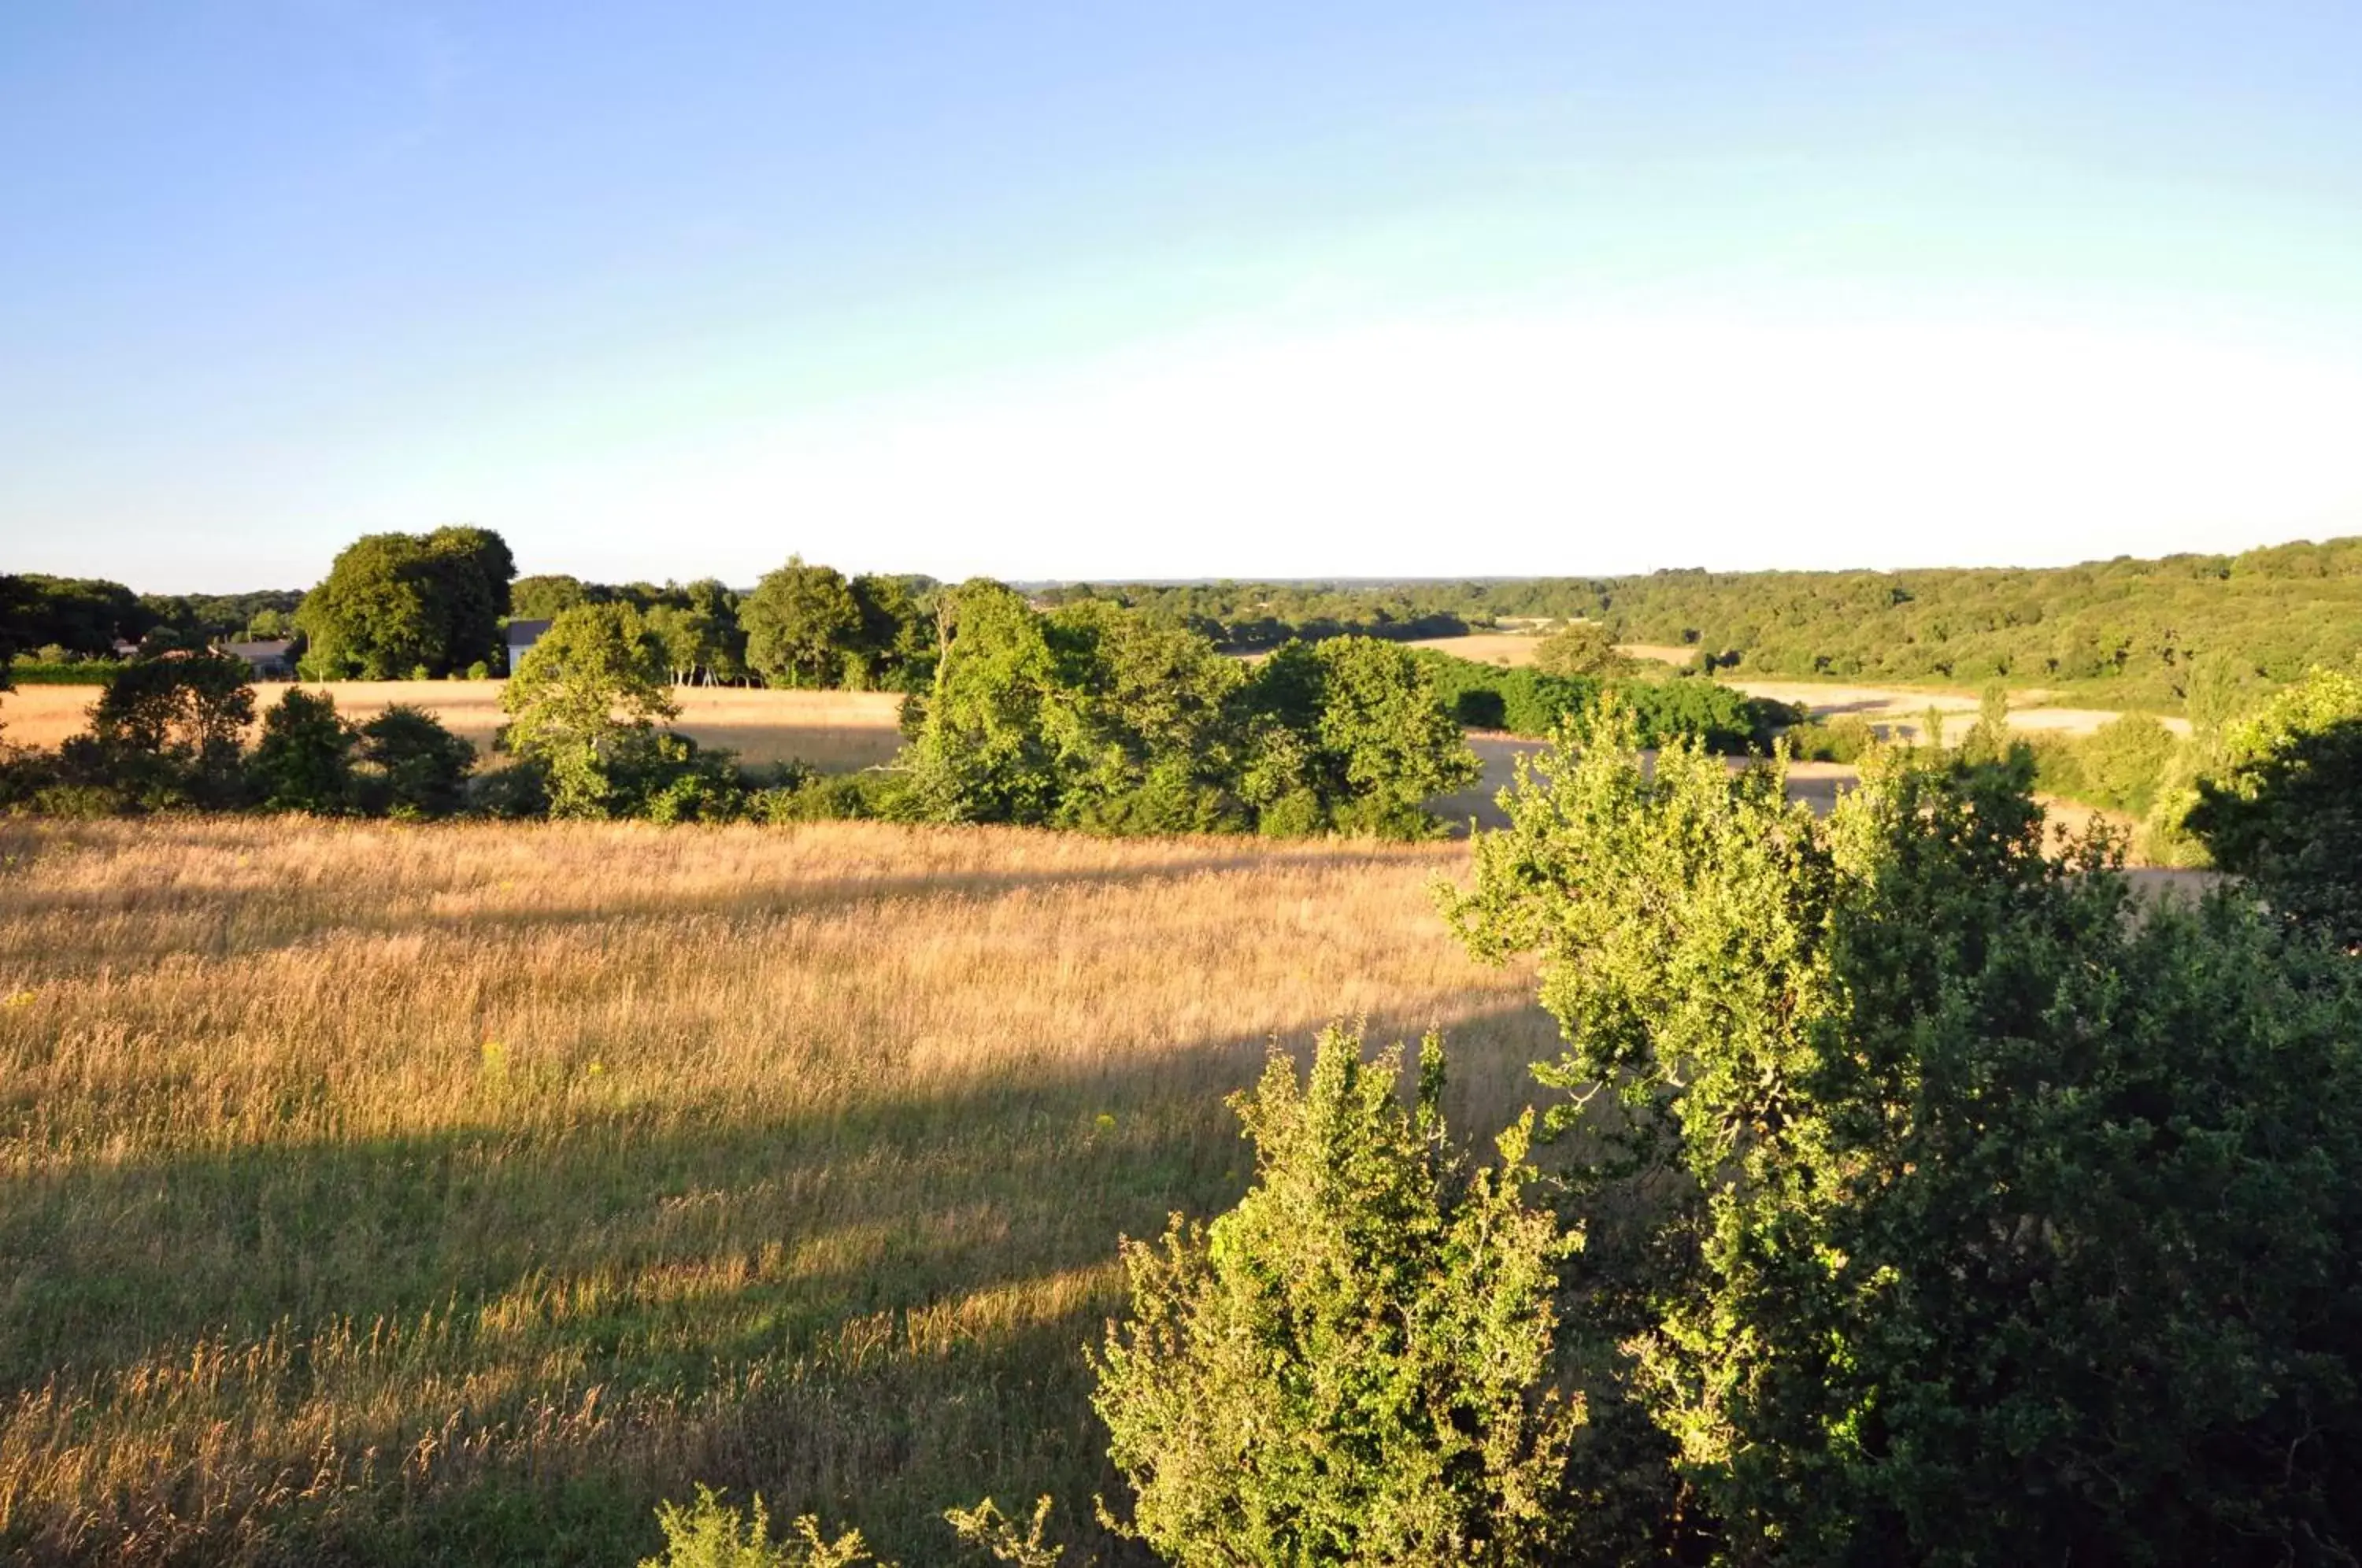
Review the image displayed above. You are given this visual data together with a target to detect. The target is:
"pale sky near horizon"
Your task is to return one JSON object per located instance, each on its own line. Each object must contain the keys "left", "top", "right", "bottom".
{"left": 3, "top": 2, "right": 2360, "bottom": 594}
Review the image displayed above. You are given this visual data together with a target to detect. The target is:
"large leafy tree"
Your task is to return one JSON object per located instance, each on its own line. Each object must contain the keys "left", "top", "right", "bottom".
{"left": 742, "top": 557, "right": 864, "bottom": 688}
{"left": 901, "top": 579, "right": 1064, "bottom": 824}
{"left": 1241, "top": 637, "right": 1479, "bottom": 837}
{"left": 1444, "top": 718, "right": 2362, "bottom": 1562}
{"left": 68, "top": 651, "right": 257, "bottom": 808}
{"left": 1094, "top": 1026, "right": 1579, "bottom": 1566}
{"left": 847, "top": 572, "right": 935, "bottom": 691}
{"left": 500, "top": 603, "right": 679, "bottom": 817}
{"left": 295, "top": 527, "right": 516, "bottom": 679}
{"left": 248, "top": 687, "right": 358, "bottom": 812}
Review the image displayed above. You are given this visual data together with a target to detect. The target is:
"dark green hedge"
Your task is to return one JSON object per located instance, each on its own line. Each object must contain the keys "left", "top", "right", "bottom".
{"left": 4, "top": 660, "right": 123, "bottom": 685}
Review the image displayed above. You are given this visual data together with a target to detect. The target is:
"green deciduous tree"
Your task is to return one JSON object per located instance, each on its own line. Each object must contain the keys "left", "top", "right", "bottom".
{"left": 1443, "top": 715, "right": 2362, "bottom": 1562}
{"left": 1531, "top": 621, "right": 1634, "bottom": 679}
{"left": 1092, "top": 1026, "right": 1579, "bottom": 1567}
{"left": 500, "top": 603, "right": 680, "bottom": 818}
{"left": 295, "top": 527, "right": 515, "bottom": 679}
{"left": 742, "top": 557, "right": 864, "bottom": 688}
{"left": 248, "top": 687, "right": 358, "bottom": 812}
{"left": 355, "top": 704, "right": 475, "bottom": 818}
{"left": 1241, "top": 638, "right": 1479, "bottom": 837}
{"left": 72, "top": 652, "right": 257, "bottom": 808}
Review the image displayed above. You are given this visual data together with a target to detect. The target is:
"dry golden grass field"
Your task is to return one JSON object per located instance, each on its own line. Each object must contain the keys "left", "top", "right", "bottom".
{"left": 0, "top": 816, "right": 1559, "bottom": 1564}
{"left": 0, "top": 682, "right": 909, "bottom": 771}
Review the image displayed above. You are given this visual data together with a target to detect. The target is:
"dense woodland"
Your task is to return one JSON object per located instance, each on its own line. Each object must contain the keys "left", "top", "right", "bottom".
{"left": 1087, "top": 535, "right": 2362, "bottom": 708}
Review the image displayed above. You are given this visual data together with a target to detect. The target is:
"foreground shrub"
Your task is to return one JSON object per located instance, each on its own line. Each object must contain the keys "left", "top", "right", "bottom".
{"left": 1445, "top": 716, "right": 2362, "bottom": 1562}
{"left": 1092, "top": 1026, "right": 1578, "bottom": 1566}
{"left": 640, "top": 1488, "right": 883, "bottom": 1568}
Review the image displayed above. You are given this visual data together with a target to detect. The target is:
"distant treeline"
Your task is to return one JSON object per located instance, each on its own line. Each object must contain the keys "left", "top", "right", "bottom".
{"left": 18, "top": 533, "right": 2360, "bottom": 712}
{"left": 1079, "top": 536, "right": 2362, "bottom": 709}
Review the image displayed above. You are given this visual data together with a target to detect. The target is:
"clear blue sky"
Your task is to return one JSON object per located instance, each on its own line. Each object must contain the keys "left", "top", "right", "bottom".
{"left": 4, "top": 2, "right": 2360, "bottom": 591}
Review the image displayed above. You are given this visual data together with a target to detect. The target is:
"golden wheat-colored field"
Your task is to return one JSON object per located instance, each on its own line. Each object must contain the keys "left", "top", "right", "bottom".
{"left": 0, "top": 682, "right": 909, "bottom": 771}
{"left": 0, "top": 816, "right": 1554, "bottom": 1563}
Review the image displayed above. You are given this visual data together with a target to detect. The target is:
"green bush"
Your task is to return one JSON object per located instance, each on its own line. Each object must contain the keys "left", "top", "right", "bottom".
{"left": 1785, "top": 712, "right": 1879, "bottom": 763}
{"left": 639, "top": 1487, "right": 883, "bottom": 1568}
{"left": 1092, "top": 1026, "right": 1578, "bottom": 1566}
{"left": 248, "top": 687, "right": 357, "bottom": 813}
{"left": 1444, "top": 722, "right": 2362, "bottom": 1561}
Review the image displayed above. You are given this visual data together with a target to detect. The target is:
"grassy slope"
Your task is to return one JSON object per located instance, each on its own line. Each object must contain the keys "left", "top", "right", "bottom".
{"left": 0, "top": 818, "right": 1553, "bottom": 1564}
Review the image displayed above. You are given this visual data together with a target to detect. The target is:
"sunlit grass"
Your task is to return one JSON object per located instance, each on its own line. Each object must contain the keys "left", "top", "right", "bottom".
{"left": 0, "top": 682, "right": 908, "bottom": 771}
{"left": 0, "top": 816, "right": 1553, "bottom": 1563}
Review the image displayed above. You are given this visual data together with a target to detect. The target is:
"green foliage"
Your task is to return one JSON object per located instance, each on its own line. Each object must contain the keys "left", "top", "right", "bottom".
{"left": 1083, "top": 536, "right": 2362, "bottom": 705}
{"left": 500, "top": 604, "right": 681, "bottom": 819}
{"left": 296, "top": 528, "right": 516, "bottom": 679}
{"left": 1092, "top": 1026, "right": 1579, "bottom": 1567}
{"left": 1531, "top": 621, "right": 1634, "bottom": 679}
{"left": 1785, "top": 712, "right": 1879, "bottom": 763}
{"left": 1242, "top": 638, "right": 1481, "bottom": 838}
{"left": 1444, "top": 717, "right": 2362, "bottom": 1562}
{"left": 640, "top": 1488, "right": 890, "bottom": 1568}
{"left": 355, "top": 704, "right": 475, "bottom": 818}
{"left": 743, "top": 557, "right": 865, "bottom": 689}
{"left": 941, "top": 1496, "right": 1065, "bottom": 1566}
{"left": 73, "top": 652, "right": 257, "bottom": 809}
{"left": 2188, "top": 666, "right": 2362, "bottom": 946}
{"left": 905, "top": 604, "right": 1476, "bottom": 838}
{"left": 0, "top": 572, "right": 154, "bottom": 659}
{"left": 2, "top": 660, "right": 126, "bottom": 686}
{"left": 249, "top": 687, "right": 358, "bottom": 813}
{"left": 1405, "top": 648, "right": 1781, "bottom": 753}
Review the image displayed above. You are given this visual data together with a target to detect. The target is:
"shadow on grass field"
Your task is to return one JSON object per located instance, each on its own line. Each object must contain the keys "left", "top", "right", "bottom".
{"left": 0, "top": 819, "right": 1559, "bottom": 1565}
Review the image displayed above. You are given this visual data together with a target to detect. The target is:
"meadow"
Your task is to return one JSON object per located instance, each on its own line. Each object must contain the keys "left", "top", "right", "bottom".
{"left": 0, "top": 815, "right": 1558, "bottom": 1564}
{"left": 0, "top": 682, "right": 909, "bottom": 773}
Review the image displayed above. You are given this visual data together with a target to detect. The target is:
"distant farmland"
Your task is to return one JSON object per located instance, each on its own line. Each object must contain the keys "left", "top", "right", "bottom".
{"left": 0, "top": 680, "right": 908, "bottom": 771}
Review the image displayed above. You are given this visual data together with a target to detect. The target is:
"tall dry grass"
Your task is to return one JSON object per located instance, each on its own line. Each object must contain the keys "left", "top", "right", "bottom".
{"left": 0, "top": 682, "right": 907, "bottom": 771}
{"left": 0, "top": 817, "right": 1553, "bottom": 1563}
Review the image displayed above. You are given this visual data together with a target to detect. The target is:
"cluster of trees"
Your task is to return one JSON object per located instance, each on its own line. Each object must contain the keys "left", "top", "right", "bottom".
{"left": 0, "top": 574, "right": 302, "bottom": 669}
{"left": 1038, "top": 579, "right": 1479, "bottom": 652}
{"left": 512, "top": 561, "right": 940, "bottom": 691}
{"left": 0, "top": 653, "right": 473, "bottom": 818}
{"left": 649, "top": 713, "right": 2362, "bottom": 1565}
{"left": 1, "top": 589, "right": 1486, "bottom": 839}
{"left": 1409, "top": 648, "right": 1789, "bottom": 753}
{"left": 901, "top": 583, "right": 1477, "bottom": 837}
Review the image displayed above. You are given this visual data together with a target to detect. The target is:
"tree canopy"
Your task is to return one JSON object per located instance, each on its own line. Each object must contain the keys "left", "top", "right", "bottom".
{"left": 295, "top": 527, "right": 516, "bottom": 679}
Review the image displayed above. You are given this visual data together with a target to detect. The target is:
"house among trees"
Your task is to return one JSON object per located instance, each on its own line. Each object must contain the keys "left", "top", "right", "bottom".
{"left": 505, "top": 619, "right": 553, "bottom": 669}
{"left": 217, "top": 638, "right": 294, "bottom": 679}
